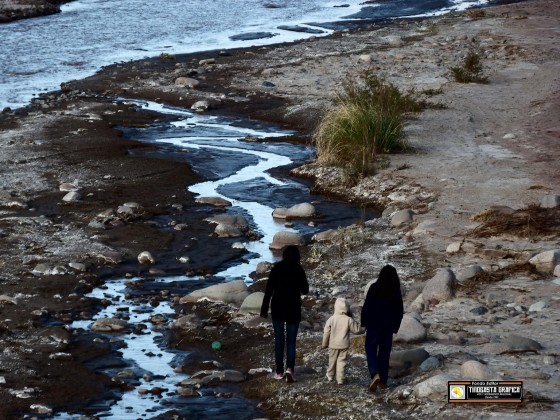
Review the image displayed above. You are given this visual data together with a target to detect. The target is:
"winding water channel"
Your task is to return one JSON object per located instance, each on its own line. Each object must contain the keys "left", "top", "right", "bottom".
{"left": 60, "top": 100, "right": 370, "bottom": 418}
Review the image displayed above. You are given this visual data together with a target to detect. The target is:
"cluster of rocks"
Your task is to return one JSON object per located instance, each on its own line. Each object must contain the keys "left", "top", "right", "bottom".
{"left": 196, "top": 197, "right": 317, "bottom": 250}
{"left": 159, "top": 187, "right": 560, "bottom": 416}
{"left": 88, "top": 201, "right": 144, "bottom": 230}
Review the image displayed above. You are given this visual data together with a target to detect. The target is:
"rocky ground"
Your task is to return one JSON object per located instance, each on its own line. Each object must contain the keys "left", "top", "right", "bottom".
{"left": 0, "top": 0, "right": 559, "bottom": 418}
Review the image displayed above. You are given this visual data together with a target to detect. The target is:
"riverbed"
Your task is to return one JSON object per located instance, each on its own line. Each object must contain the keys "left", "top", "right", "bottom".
{"left": 1, "top": 0, "right": 489, "bottom": 110}
{"left": 2, "top": 0, "right": 552, "bottom": 420}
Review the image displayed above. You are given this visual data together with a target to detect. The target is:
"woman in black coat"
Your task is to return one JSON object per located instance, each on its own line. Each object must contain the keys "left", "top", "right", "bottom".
{"left": 260, "top": 245, "right": 309, "bottom": 383}
{"left": 361, "top": 264, "right": 404, "bottom": 392}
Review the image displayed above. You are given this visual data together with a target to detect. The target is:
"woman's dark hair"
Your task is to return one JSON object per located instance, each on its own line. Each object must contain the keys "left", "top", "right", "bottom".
{"left": 282, "top": 245, "right": 301, "bottom": 265}
{"left": 371, "top": 264, "right": 401, "bottom": 302}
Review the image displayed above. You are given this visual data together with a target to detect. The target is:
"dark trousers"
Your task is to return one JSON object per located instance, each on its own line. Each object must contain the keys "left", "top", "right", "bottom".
{"left": 365, "top": 326, "right": 394, "bottom": 384}
{"left": 272, "top": 318, "right": 299, "bottom": 374}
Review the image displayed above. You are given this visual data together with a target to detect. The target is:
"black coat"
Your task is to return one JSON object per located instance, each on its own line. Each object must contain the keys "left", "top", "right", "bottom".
{"left": 260, "top": 260, "right": 309, "bottom": 323}
{"left": 361, "top": 283, "right": 404, "bottom": 334}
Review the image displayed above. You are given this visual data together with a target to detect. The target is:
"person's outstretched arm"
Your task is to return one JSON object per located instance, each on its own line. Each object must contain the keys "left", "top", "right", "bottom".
{"left": 349, "top": 316, "right": 361, "bottom": 334}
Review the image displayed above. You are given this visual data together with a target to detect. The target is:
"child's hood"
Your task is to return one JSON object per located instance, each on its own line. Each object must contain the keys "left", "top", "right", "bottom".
{"left": 334, "top": 298, "right": 349, "bottom": 315}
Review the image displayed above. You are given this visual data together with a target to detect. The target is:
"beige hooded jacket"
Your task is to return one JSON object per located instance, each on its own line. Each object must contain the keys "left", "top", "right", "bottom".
{"left": 322, "top": 298, "right": 361, "bottom": 350}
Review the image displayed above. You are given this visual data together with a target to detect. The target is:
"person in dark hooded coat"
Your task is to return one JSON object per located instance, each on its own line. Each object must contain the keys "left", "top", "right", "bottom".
{"left": 260, "top": 245, "right": 309, "bottom": 383}
{"left": 361, "top": 264, "right": 403, "bottom": 392}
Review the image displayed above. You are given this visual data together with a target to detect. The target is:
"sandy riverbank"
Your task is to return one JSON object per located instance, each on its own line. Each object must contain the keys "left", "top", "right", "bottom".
{"left": 0, "top": 0, "right": 559, "bottom": 418}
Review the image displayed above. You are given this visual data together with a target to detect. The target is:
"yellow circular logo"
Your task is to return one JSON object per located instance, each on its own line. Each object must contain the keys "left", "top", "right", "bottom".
{"left": 451, "top": 386, "right": 464, "bottom": 399}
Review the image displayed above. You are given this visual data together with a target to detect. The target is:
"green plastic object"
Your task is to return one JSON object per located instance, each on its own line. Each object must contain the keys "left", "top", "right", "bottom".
{"left": 212, "top": 341, "right": 222, "bottom": 351}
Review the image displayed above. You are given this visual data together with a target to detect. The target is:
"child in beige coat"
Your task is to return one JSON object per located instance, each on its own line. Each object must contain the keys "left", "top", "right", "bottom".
{"left": 322, "top": 298, "right": 361, "bottom": 385}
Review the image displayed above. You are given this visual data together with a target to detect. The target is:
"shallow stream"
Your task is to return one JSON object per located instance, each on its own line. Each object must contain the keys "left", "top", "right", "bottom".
{"left": 59, "top": 100, "right": 371, "bottom": 418}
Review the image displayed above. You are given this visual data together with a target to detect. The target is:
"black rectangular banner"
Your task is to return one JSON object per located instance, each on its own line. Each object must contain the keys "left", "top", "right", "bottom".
{"left": 448, "top": 381, "right": 523, "bottom": 403}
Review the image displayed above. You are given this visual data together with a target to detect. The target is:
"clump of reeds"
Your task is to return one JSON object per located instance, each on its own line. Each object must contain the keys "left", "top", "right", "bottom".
{"left": 313, "top": 68, "right": 424, "bottom": 178}
{"left": 450, "top": 51, "right": 489, "bottom": 83}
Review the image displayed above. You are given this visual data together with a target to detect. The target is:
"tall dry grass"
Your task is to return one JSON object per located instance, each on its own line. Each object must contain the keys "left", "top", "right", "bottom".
{"left": 313, "top": 69, "right": 424, "bottom": 177}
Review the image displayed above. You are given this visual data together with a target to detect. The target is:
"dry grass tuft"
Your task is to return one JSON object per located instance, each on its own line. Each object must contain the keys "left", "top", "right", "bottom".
{"left": 450, "top": 51, "right": 488, "bottom": 83}
{"left": 469, "top": 205, "right": 560, "bottom": 239}
{"left": 458, "top": 262, "right": 546, "bottom": 294}
{"left": 466, "top": 9, "right": 486, "bottom": 19}
{"left": 471, "top": 207, "right": 500, "bottom": 223}
{"left": 313, "top": 68, "right": 425, "bottom": 177}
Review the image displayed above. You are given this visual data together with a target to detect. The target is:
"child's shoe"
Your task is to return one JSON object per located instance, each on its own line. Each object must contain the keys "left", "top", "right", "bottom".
{"left": 326, "top": 374, "right": 333, "bottom": 382}
{"left": 273, "top": 372, "right": 284, "bottom": 380}
{"left": 285, "top": 368, "right": 295, "bottom": 383}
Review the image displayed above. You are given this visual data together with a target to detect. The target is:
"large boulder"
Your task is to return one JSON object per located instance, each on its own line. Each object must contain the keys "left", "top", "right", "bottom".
{"left": 269, "top": 231, "right": 305, "bottom": 250}
{"left": 117, "top": 202, "right": 142, "bottom": 215}
{"left": 180, "top": 280, "right": 249, "bottom": 306}
{"left": 177, "top": 386, "right": 198, "bottom": 398}
{"left": 457, "top": 265, "right": 484, "bottom": 282}
{"left": 191, "top": 100, "right": 211, "bottom": 112}
{"left": 255, "top": 261, "right": 273, "bottom": 277}
{"left": 408, "top": 293, "right": 425, "bottom": 313}
{"left": 391, "top": 209, "right": 414, "bottom": 227}
{"left": 138, "top": 251, "right": 155, "bottom": 265}
{"left": 215, "top": 370, "right": 246, "bottom": 383}
{"left": 192, "top": 370, "right": 246, "bottom": 385}
{"left": 505, "top": 334, "right": 542, "bottom": 352}
{"left": 422, "top": 268, "right": 456, "bottom": 304}
{"left": 419, "top": 356, "right": 443, "bottom": 372}
{"left": 460, "top": 360, "right": 498, "bottom": 380}
{"left": 206, "top": 214, "right": 249, "bottom": 229}
{"left": 62, "top": 191, "right": 81, "bottom": 202}
{"left": 92, "top": 318, "right": 129, "bottom": 332}
{"left": 272, "top": 203, "right": 316, "bottom": 219}
{"left": 312, "top": 228, "right": 337, "bottom": 242}
{"left": 389, "top": 348, "right": 430, "bottom": 370}
{"left": 239, "top": 292, "right": 265, "bottom": 315}
{"left": 395, "top": 314, "right": 427, "bottom": 343}
{"left": 214, "top": 224, "right": 243, "bottom": 237}
{"left": 529, "top": 249, "right": 560, "bottom": 273}
{"left": 169, "top": 315, "right": 204, "bottom": 330}
{"left": 195, "top": 196, "right": 231, "bottom": 207}
{"left": 413, "top": 373, "right": 453, "bottom": 400}
{"left": 175, "top": 77, "right": 200, "bottom": 88}
{"left": 0, "top": 295, "right": 18, "bottom": 305}
{"left": 541, "top": 194, "right": 560, "bottom": 208}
